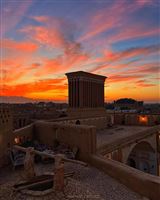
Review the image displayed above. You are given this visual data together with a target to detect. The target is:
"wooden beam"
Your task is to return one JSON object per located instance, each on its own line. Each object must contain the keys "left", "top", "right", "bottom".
{"left": 14, "top": 145, "right": 87, "bottom": 166}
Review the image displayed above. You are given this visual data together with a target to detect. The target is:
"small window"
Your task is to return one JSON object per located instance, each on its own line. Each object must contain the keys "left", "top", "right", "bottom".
{"left": 75, "top": 120, "right": 81, "bottom": 125}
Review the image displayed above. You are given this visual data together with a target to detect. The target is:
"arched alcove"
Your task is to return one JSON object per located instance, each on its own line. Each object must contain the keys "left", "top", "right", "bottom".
{"left": 127, "top": 141, "right": 157, "bottom": 175}
{"left": 127, "top": 158, "right": 136, "bottom": 168}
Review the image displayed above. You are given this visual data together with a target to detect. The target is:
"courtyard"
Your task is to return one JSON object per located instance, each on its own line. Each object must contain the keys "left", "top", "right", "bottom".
{"left": 0, "top": 162, "right": 147, "bottom": 200}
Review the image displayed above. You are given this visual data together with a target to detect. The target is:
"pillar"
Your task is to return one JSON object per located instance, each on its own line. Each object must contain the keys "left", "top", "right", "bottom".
{"left": 54, "top": 155, "right": 64, "bottom": 191}
{"left": 24, "top": 147, "right": 35, "bottom": 180}
{"left": 79, "top": 79, "right": 83, "bottom": 108}
{"left": 91, "top": 81, "right": 93, "bottom": 107}
{"left": 83, "top": 80, "right": 87, "bottom": 107}
{"left": 90, "top": 81, "right": 92, "bottom": 107}
{"left": 73, "top": 79, "right": 76, "bottom": 107}
{"left": 69, "top": 80, "right": 71, "bottom": 107}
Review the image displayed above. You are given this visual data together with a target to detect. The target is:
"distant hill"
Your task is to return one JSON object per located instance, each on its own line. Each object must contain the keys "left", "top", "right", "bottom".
{"left": 0, "top": 96, "right": 64, "bottom": 103}
{"left": 0, "top": 96, "right": 39, "bottom": 103}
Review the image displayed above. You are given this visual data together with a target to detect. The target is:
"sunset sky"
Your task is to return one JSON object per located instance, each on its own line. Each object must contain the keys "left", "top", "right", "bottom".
{"left": 1, "top": 0, "right": 160, "bottom": 103}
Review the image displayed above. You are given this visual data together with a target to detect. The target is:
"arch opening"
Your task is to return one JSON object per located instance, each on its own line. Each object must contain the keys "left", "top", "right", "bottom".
{"left": 127, "top": 141, "right": 157, "bottom": 175}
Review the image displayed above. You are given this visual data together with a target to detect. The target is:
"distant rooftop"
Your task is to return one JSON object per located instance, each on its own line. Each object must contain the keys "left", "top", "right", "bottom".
{"left": 97, "top": 125, "right": 159, "bottom": 153}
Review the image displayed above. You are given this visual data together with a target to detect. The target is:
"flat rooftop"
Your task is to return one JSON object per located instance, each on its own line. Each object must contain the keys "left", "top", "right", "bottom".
{"left": 97, "top": 125, "right": 157, "bottom": 153}
{"left": 0, "top": 162, "right": 145, "bottom": 200}
{"left": 66, "top": 71, "right": 107, "bottom": 80}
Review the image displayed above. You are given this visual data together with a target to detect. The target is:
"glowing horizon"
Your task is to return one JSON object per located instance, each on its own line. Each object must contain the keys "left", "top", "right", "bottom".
{"left": 1, "top": 0, "right": 160, "bottom": 103}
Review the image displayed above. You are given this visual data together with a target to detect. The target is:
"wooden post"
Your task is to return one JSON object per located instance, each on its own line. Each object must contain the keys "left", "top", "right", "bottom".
{"left": 24, "top": 147, "right": 35, "bottom": 180}
{"left": 54, "top": 155, "right": 64, "bottom": 191}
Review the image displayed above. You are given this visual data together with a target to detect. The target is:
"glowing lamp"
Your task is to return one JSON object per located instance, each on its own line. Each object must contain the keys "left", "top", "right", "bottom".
{"left": 139, "top": 116, "right": 148, "bottom": 123}
{"left": 14, "top": 137, "right": 20, "bottom": 144}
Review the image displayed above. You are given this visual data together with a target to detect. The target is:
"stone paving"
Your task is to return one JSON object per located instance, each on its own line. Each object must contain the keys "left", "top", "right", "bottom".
{"left": 0, "top": 162, "right": 148, "bottom": 200}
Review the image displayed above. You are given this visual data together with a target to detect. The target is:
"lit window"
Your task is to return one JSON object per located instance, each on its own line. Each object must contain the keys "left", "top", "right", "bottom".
{"left": 139, "top": 116, "right": 148, "bottom": 124}
{"left": 14, "top": 137, "right": 20, "bottom": 144}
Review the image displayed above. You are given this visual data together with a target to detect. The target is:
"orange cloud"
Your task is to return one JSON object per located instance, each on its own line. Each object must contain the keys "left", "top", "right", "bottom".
{"left": 1, "top": 39, "right": 38, "bottom": 52}
{"left": 1, "top": 38, "right": 39, "bottom": 84}
{"left": 20, "top": 16, "right": 78, "bottom": 53}
{"left": 21, "top": 25, "right": 66, "bottom": 49}
{"left": 1, "top": 58, "right": 42, "bottom": 85}
{"left": 19, "top": 16, "right": 90, "bottom": 76}
{"left": 78, "top": 0, "right": 157, "bottom": 42}
{"left": 77, "top": 0, "right": 158, "bottom": 53}
{"left": 1, "top": 38, "right": 39, "bottom": 74}
{"left": 34, "top": 52, "right": 89, "bottom": 76}
{"left": 31, "top": 16, "right": 49, "bottom": 23}
{"left": 105, "top": 45, "right": 159, "bottom": 62}
{"left": 2, "top": 70, "right": 27, "bottom": 83}
{"left": 135, "top": 80, "right": 156, "bottom": 87}
{"left": 2, "top": 78, "right": 66, "bottom": 97}
{"left": 79, "top": 1, "right": 128, "bottom": 42}
{"left": 108, "top": 26, "right": 159, "bottom": 44}
{"left": 107, "top": 74, "right": 143, "bottom": 83}
{"left": 91, "top": 45, "right": 159, "bottom": 72}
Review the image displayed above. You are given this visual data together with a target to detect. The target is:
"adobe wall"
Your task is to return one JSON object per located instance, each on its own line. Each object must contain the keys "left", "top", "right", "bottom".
{"left": 67, "top": 108, "right": 108, "bottom": 120}
{"left": 49, "top": 111, "right": 112, "bottom": 129}
{"left": 34, "top": 121, "right": 96, "bottom": 161}
{"left": 114, "top": 113, "right": 125, "bottom": 124}
{"left": 13, "top": 113, "right": 31, "bottom": 130}
{"left": 113, "top": 113, "right": 160, "bottom": 126}
{"left": 11, "top": 121, "right": 97, "bottom": 162}
{"left": 0, "top": 107, "right": 13, "bottom": 167}
{"left": 89, "top": 154, "right": 160, "bottom": 200}
{"left": 125, "top": 114, "right": 160, "bottom": 126}
{"left": 57, "top": 116, "right": 111, "bottom": 129}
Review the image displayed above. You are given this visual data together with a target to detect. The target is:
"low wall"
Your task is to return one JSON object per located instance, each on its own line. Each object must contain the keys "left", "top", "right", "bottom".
{"left": 34, "top": 121, "right": 96, "bottom": 161}
{"left": 89, "top": 154, "right": 160, "bottom": 200}
{"left": 56, "top": 116, "right": 110, "bottom": 129}
{"left": 67, "top": 107, "right": 107, "bottom": 118}
{"left": 13, "top": 124, "right": 34, "bottom": 143}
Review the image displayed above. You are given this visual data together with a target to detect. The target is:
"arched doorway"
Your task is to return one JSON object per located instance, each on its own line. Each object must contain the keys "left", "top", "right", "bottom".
{"left": 127, "top": 141, "right": 157, "bottom": 175}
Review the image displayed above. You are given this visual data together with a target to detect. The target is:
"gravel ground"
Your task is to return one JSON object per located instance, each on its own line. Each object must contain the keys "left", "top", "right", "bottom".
{"left": 0, "top": 162, "right": 149, "bottom": 200}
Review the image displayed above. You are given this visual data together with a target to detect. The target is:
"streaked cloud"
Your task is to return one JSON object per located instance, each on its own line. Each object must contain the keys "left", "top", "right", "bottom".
{"left": 135, "top": 80, "right": 156, "bottom": 87}
{"left": 1, "top": 39, "right": 38, "bottom": 53}
{"left": 20, "top": 16, "right": 79, "bottom": 53}
{"left": 1, "top": 0, "right": 32, "bottom": 36}
{"left": 2, "top": 78, "right": 66, "bottom": 97}
{"left": 91, "top": 44, "right": 160, "bottom": 72}
{"left": 1, "top": 0, "right": 159, "bottom": 102}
